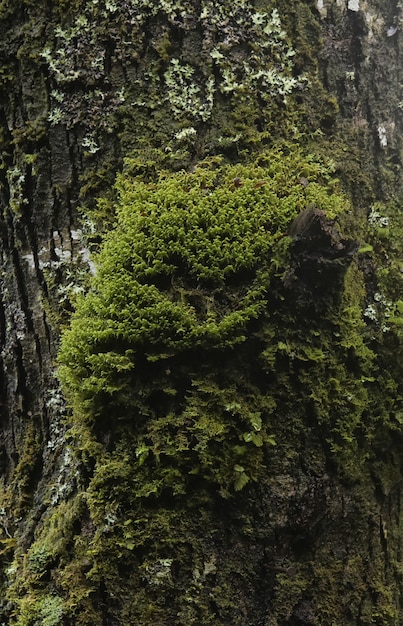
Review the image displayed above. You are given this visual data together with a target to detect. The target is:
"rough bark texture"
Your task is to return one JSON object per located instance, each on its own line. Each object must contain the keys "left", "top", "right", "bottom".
{"left": 0, "top": 0, "right": 402, "bottom": 624}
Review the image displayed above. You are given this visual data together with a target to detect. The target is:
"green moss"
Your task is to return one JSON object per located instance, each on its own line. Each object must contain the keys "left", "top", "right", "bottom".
{"left": 3, "top": 1, "right": 403, "bottom": 624}
{"left": 35, "top": 146, "right": 401, "bottom": 622}
{"left": 9, "top": 172, "right": 403, "bottom": 621}
{"left": 58, "top": 149, "right": 349, "bottom": 432}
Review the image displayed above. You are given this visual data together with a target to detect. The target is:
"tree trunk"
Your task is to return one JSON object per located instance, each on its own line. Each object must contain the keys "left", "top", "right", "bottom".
{"left": 0, "top": 0, "right": 402, "bottom": 624}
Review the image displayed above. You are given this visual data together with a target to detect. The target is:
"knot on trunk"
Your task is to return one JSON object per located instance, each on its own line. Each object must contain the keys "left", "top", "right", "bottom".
{"left": 286, "top": 207, "right": 359, "bottom": 294}
{"left": 288, "top": 207, "right": 358, "bottom": 259}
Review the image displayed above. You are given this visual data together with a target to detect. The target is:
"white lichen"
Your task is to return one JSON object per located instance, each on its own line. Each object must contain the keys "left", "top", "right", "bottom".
{"left": 6, "top": 166, "right": 28, "bottom": 214}
{"left": 347, "top": 0, "right": 360, "bottom": 11}
{"left": 174, "top": 127, "right": 197, "bottom": 140}
{"left": 82, "top": 134, "right": 101, "bottom": 155}
{"left": 368, "top": 206, "right": 389, "bottom": 228}
{"left": 377, "top": 125, "right": 388, "bottom": 147}
{"left": 363, "top": 304, "right": 377, "bottom": 321}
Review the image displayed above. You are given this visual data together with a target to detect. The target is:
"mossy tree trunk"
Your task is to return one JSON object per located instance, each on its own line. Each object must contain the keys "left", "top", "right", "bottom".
{"left": 0, "top": 0, "right": 402, "bottom": 624}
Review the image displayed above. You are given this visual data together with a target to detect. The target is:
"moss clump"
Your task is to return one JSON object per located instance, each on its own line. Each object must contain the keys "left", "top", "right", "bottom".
{"left": 58, "top": 148, "right": 348, "bottom": 439}
{"left": 54, "top": 149, "right": 355, "bottom": 620}
{"left": 6, "top": 146, "right": 403, "bottom": 624}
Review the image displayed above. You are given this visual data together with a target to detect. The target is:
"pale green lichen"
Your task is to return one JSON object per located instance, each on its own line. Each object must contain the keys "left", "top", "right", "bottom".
{"left": 40, "top": 0, "right": 303, "bottom": 148}
{"left": 146, "top": 4, "right": 302, "bottom": 131}
{"left": 6, "top": 166, "right": 28, "bottom": 214}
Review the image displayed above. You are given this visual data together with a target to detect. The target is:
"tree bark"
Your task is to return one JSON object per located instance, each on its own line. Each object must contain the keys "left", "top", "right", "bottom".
{"left": 0, "top": 0, "right": 402, "bottom": 624}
